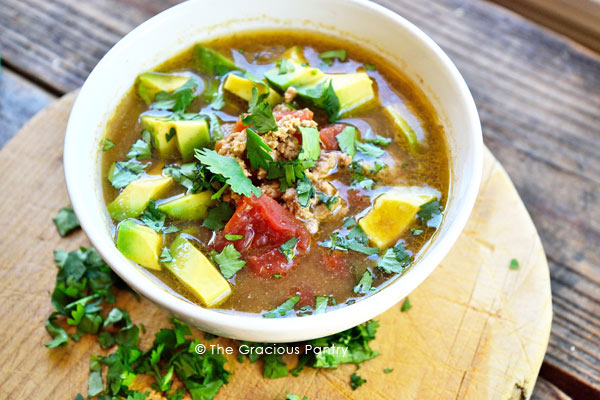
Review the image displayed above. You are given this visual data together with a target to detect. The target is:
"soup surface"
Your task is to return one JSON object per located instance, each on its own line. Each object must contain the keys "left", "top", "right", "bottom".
{"left": 101, "top": 31, "right": 450, "bottom": 317}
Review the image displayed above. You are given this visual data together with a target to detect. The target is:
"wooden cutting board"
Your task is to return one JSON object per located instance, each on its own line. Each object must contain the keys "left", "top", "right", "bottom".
{"left": 0, "top": 92, "right": 552, "bottom": 400}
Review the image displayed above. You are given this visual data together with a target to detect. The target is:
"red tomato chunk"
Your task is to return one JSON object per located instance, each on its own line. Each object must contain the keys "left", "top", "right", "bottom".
{"left": 319, "top": 124, "right": 346, "bottom": 150}
{"left": 212, "top": 195, "right": 310, "bottom": 277}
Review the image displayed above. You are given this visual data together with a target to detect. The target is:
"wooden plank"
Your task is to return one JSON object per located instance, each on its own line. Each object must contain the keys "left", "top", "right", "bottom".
{"left": 0, "top": 92, "right": 552, "bottom": 400}
{"left": 0, "top": 67, "right": 56, "bottom": 147}
{"left": 1, "top": 0, "right": 599, "bottom": 395}
{"left": 531, "top": 377, "right": 572, "bottom": 400}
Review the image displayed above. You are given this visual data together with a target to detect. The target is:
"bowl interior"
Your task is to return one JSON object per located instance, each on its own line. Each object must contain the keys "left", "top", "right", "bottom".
{"left": 64, "top": 0, "right": 482, "bottom": 342}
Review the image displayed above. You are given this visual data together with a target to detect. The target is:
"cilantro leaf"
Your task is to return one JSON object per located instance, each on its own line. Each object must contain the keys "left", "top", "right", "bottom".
{"left": 108, "top": 160, "right": 148, "bottom": 189}
{"left": 224, "top": 234, "right": 244, "bottom": 241}
{"left": 45, "top": 314, "right": 68, "bottom": 348}
{"left": 354, "top": 270, "right": 373, "bottom": 295}
{"left": 267, "top": 159, "right": 315, "bottom": 189}
{"left": 319, "top": 222, "right": 378, "bottom": 256}
{"left": 279, "top": 237, "right": 299, "bottom": 262}
{"left": 314, "top": 296, "right": 329, "bottom": 314}
{"left": 401, "top": 297, "right": 412, "bottom": 312}
{"left": 297, "top": 126, "right": 321, "bottom": 161}
{"left": 263, "top": 295, "right": 300, "bottom": 318}
{"left": 417, "top": 199, "right": 442, "bottom": 228}
{"left": 160, "top": 247, "right": 173, "bottom": 263}
{"left": 53, "top": 206, "right": 80, "bottom": 237}
{"left": 242, "top": 86, "right": 278, "bottom": 133}
{"left": 364, "top": 133, "right": 391, "bottom": 146}
{"left": 296, "top": 176, "right": 315, "bottom": 208}
{"left": 286, "top": 394, "right": 308, "bottom": 400}
{"left": 153, "top": 78, "right": 198, "bottom": 112}
{"left": 317, "top": 192, "right": 339, "bottom": 210}
{"left": 349, "top": 161, "right": 374, "bottom": 190}
{"left": 336, "top": 126, "right": 357, "bottom": 158}
{"left": 310, "top": 320, "right": 379, "bottom": 368}
{"left": 509, "top": 258, "right": 520, "bottom": 270}
{"left": 279, "top": 59, "right": 296, "bottom": 74}
{"left": 363, "top": 63, "right": 376, "bottom": 71}
{"left": 263, "top": 353, "right": 288, "bottom": 379}
{"left": 322, "top": 80, "right": 340, "bottom": 122}
{"left": 163, "top": 162, "right": 216, "bottom": 194}
{"left": 202, "top": 202, "right": 234, "bottom": 231}
{"left": 384, "top": 368, "right": 394, "bottom": 374}
{"left": 126, "top": 129, "right": 152, "bottom": 159}
{"left": 355, "top": 141, "right": 385, "bottom": 158}
{"left": 102, "top": 138, "right": 115, "bottom": 151}
{"left": 195, "top": 148, "right": 261, "bottom": 197}
{"left": 377, "top": 242, "right": 411, "bottom": 274}
{"left": 318, "top": 49, "right": 347, "bottom": 64}
{"left": 213, "top": 244, "right": 246, "bottom": 279}
{"left": 350, "top": 372, "right": 366, "bottom": 390}
{"left": 246, "top": 127, "right": 273, "bottom": 170}
{"left": 140, "top": 201, "right": 166, "bottom": 232}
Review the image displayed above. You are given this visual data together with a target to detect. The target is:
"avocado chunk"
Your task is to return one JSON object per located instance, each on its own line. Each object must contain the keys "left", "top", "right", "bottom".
{"left": 165, "top": 235, "right": 232, "bottom": 307}
{"left": 282, "top": 46, "right": 307, "bottom": 64}
{"left": 359, "top": 186, "right": 440, "bottom": 249}
{"left": 157, "top": 191, "right": 215, "bottom": 221}
{"left": 223, "top": 74, "right": 282, "bottom": 106}
{"left": 116, "top": 220, "right": 162, "bottom": 271}
{"left": 108, "top": 176, "right": 173, "bottom": 221}
{"left": 141, "top": 116, "right": 210, "bottom": 160}
{"left": 384, "top": 104, "right": 421, "bottom": 152}
{"left": 137, "top": 72, "right": 190, "bottom": 105}
{"left": 264, "top": 60, "right": 325, "bottom": 92}
{"left": 194, "top": 45, "right": 243, "bottom": 77}
{"left": 330, "top": 72, "right": 375, "bottom": 117}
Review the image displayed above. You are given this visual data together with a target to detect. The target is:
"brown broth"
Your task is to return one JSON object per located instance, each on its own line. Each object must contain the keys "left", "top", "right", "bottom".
{"left": 101, "top": 30, "right": 450, "bottom": 316}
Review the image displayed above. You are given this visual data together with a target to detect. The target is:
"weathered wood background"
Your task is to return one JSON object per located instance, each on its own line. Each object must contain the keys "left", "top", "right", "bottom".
{"left": 0, "top": 0, "right": 598, "bottom": 398}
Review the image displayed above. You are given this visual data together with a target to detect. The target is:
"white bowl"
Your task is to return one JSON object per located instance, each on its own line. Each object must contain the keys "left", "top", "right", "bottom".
{"left": 64, "top": 0, "right": 482, "bottom": 342}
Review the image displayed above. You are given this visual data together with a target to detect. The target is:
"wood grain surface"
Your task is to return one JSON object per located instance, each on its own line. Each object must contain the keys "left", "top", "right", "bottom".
{"left": 0, "top": 92, "right": 552, "bottom": 399}
{"left": 0, "top": 0, "right": 598, "bottom": 398}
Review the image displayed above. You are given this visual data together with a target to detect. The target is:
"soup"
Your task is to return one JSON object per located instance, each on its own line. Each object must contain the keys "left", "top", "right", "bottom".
{"left": 101, "top": 31, "right": 450, "bottom": 317}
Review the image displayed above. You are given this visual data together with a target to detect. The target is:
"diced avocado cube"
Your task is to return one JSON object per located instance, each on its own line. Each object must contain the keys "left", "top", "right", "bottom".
{"left": 137, "top": 72, "right": 190, "bottom": 105}
{"left": 116, "top": 220, "right": 162, "bottom": 271}
{"left": 384, "top": 104, "right": 420, "bottom": 151}
{"left": 157, "top": 191, "right": 215, "bottom": 221}
{"left": 165, "top": 235, "right": 232, "bottom": 307}
{"left": 141, "top": 115, "right": 178, "bottom": 158}
{"left": 282, "top": 46, "right": 307, "bottom": 64}
{"left": 223, "top": 74, "right": 282, "bottom": 106}
{"left": 108, "top": 176, "right": 173, "bottom": 221}
{"left": 175, "top": 119, "right": 210, "bottom": 161}
{"left": 194, "top": 45, "right": 243, "bottom": 77}
{"left": 359, "top": 187, "right": 440, "bottom": 249}
{"left": 264, "top": 60, "right": 325, "bottom": 92}
{"left": 330, "top": 72, "right": 375, "bottom": 117}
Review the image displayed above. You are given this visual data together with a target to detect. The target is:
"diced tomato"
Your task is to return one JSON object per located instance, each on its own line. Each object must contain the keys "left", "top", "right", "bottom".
{"left": 319, "top": 124, "right": 346, "bottom": 150}
{"left": 233, "top": 118, "right": 248, "bottom": 132}
{"left": 211, "top": 195, "right": 310, "bottom": 278}
{"left": 273, "top": 108, "right": 314, "bottom": 122}
{"left": 321, "top": 251, "right": 353, "bottom": 280}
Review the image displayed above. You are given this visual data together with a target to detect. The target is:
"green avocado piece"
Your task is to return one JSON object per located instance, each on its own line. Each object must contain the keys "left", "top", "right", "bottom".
{"left": 141, "top": 115, "right": 178, "bottom": 158}
{"left": 194, "top": 45, "right": 243, "bottom": 77}
{"left": 116, "top": 219, "right": 162, "bottom": 270}
{"left": 141, "top": 116, "right": 210, "bottom": 160}
{"left": 165, "top": 235, "right": 231, "bottom": 307}
{"left": 264, "top": 60, "right": 325, "bottom": 92}
{"left": 137, "top": 72, "right": 190, "bottom": 104}
{"left": 223, "top": 74, "right": 282, "bottom": 106}
{"left": 329, "top": 72, "right": 375, "bottom": 117}
{"left": 157, "top": 191, "right": 215, "bottom": 220}
{"left": 108, "top": 176, "right": 173, "bottom": 221}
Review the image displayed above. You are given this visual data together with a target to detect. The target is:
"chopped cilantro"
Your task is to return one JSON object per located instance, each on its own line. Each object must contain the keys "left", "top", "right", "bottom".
{"left": 279, "top": 237, "right": 300, "bottom": 262}
{"left": 202, "top": 202, "right": 234, "bottom": 231}
{"left": 246, "top": 127, "right": 274, "bottom": 170}
{"left": 224, "top": 234, "right": 244, "bottom": 241}
{"left": 272, "top": 273, "right": 282, "bottom": 279}
{"left": 350, "top": 372, "right": 366, "bottom": 390}
{"left": 242, "top": 86, "right": 278, "bottom": 133}
{"left": 378, "top": 242, "right": 411, "bottom": 274}
{"left": 364, "top": 133, "right": 391, "bottom": 146}
{"left": 166, "top": 127, "right": 176, "bottom": 142}
{"left": 410, "top": 228, "right": 423, "bottom": 236}
{"left": 349, "top": 161, "right": 375, "bottom": 190}
{"left": 370, "top": 161, "right": 387, "bottom": 174}
{"left": 140, "top": 201, "right": 166, "bottom": 232}
{"left": 102, "top": 138, "right": 115, "bottom": 151}
{"left": 296, "top": 176, "right": 316, "bottom": 208}
{"left": 363, "top": 63, "right": 376, "bottom": 71}
{"left": 354, "top": 270, "right": 373, "bottom": 295}
{"left": 263, "top": 295, "right": 300, "bottom": 318}
{"left": 314, "top": 296, "right": 329, "bottom": 314}
{"left": 207, "top": 113, "right": 225, "bottom": 142}
{"left": 509, "top": 258, "right": 520, "bottom": 270}
{"left": 213, "top": 244, "right": 246, "bottom": 278}
{"left": 263, "top": 353, "right": 289, "bottom": 378}
{"left": 303, "top": 80, "right": 340, "bottom": 122}
{"left": 108, "top": 160, "right": 148, "bottom": 189}
{"left": 417, "top": 199, "right": 442, "bottom": 228}
{"left": 320, "top": 220, "right": 378, "bottom": 256}
{"left": 52, "top": 206, "right": 80, "bottom": 237}
{"left": 45, "top": 314, "right": 68, "bottom": 348}
{"left": 401, "top": 297, "right": 412, "bottom": 312}
{"left": 318, "top": 49, "right": 347, "bottom": 64}
{"left": 336, "top": 126, "right": 357, "bottom": 158}
{"left": 317, "top": 192, "right": 339, "bottom": 210}
{"left": 297, "top": 126, "right": 321, "bottom": 161}
{"left": 355, "top": 141, "right": 385, "bottom": 158}
{"left": 160, "top": 247, "right": 173, "bottom": 263}
{"left": 267, "top": 159, "right": 315, "bottom": 189}
{"left": 279, "top": 59, "right": 296, "bottom": 74}
{"left": 195, "top": 148, "right": 261, "bottom": 197}
{"left": 163, "top": 162, "right": 216, "bottom": 194}
{"left": 127, "top": 129, "right": 152, "bottom": 159}
{"left": 401, "top": 163, "right": 408, "bottom": 168}
{"left": 384, "top": 368, "right": 394, "bottom": 374}
{"left": 286, "top": 394, "right": 308, "bottom": 400}
{"left": 153, "top": 78, "right": 198, "bottom": 112}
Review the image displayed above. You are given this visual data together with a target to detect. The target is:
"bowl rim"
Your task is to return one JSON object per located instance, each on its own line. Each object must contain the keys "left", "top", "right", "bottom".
{"left": 64, "top": 0, "right": 482, "bottom": 342}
